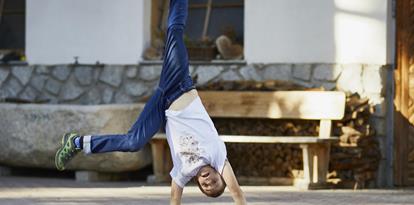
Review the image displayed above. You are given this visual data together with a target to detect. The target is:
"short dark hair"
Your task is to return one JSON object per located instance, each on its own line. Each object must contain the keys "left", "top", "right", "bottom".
{"left": 195, "top": 175, "right": 226, "bottom": 198}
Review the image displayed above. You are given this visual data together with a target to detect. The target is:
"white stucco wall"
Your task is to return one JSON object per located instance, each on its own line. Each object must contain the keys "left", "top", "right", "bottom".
{"left": 245, "top": 0, "right": 390, "bottom": 64}
{"left": 26, "top": 0, "right": 151, "bottom": 65}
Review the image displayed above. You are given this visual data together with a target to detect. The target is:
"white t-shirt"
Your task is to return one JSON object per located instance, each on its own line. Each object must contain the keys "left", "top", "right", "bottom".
{"left": 165, "top": 96, "right": 227, "bottom": 188}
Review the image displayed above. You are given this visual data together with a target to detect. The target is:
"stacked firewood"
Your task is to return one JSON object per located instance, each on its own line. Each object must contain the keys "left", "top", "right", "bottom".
{"left": 198, "top": 81, "right": 381, "bottom": 187}
{"left": 212, "top": 118, "right": 316, "bottom": 178}
{"left": 330, "top": 93, "right": 381, "bottom": 188}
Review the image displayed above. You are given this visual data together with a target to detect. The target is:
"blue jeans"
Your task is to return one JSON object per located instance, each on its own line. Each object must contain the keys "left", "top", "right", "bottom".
{"left": 84, "top": 0, "right": 194, "bottom": 154}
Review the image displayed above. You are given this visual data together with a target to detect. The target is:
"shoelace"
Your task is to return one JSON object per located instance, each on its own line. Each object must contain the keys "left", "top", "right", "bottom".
{"left": 62, "top": 144, "right": 77, "bottom": 161}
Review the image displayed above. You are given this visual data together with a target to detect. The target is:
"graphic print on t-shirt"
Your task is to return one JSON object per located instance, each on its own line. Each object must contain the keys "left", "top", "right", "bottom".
{"left": 179, "top": 132, "right": 204, "bottom": 165}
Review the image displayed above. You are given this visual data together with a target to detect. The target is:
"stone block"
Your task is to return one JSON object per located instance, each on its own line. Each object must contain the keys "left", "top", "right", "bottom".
{"left": 12, "top": 66, "right": 34, "bottom": 86}
{"left": 35, "top": 66, "right": 49, "bottom": 74}
{"left": 114, "top": 91, "right": 133, "bottom": 104}
{"left": 80, "top": 88, "right": 102, "bottom": 105}
{"left": 126, "top": 67, "right": 138, "bottom": 78}
{"left": 239, "top": 65, "right": 262, "bottom": 81}
{"left": 292, "top": 64, "right": 312, "bottom": 81}
{"left": 219, "top": 69, "right": 242, "bottom": 81}
{"left": 45, "top": 79, "right": 62, "bottom": 95}
{"left": 313, "top": 64, "right": 342, "bottom": 81}
{"left": 19, "top": 86, "right": 38, "bottom": 102}
{"left": 74, "top": 66, "right": 94, "bottom": 86}
{"left": 60, "top": 80, "right": 84, "bottom": 101}
{"left": 30, "top": 75, "right": 47, "bottom": 91}
{"left": 139, "top": 65, "right": 162, "bottom": 81}
{"left": 362, "top": 65, "right": 385, "bottom": 95}
{"left": 0, "top": 67, "right": 10, "bottom": 86}
{"left": 3, "top": 77, "right": 23, "bottom": 97}
{"left": 99, "top": 66, "right": 124, "bottom": 87}
{"left": 102, "top": 88, "right": 114, "bottom": 104}
{"left": 125, "top": 82, "right": 147, "bottom": 97}
{"left": 263, "top": 64, "right": 291, "bottom": 81}
{"left": 51, "top": 66, "right": 71, "bottom": 81}
{"left": 337, "top": 64, "right": 363, "bottom": 94}
{"left": 194, "top": 66, "right": 224, "bottom": 85}
{"left": 0, "top": 103, "right": 151, "bottom": 172}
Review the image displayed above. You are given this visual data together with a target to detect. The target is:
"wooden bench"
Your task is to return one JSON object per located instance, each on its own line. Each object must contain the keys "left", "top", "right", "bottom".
{"left": 149, "top": 91, "right": 346, "bottom": 189}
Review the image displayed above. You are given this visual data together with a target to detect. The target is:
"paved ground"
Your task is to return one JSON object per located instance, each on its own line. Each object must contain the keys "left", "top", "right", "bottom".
{"left": 0, "top": 176, "right": 413, "bottom": 205}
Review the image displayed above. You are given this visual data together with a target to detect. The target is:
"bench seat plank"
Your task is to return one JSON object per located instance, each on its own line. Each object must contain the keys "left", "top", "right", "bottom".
{"left": 153, "top": 133, "right": 338, "bottom": 144}
{"left": 198, "top": 91, "right": 346, "bottom": 120}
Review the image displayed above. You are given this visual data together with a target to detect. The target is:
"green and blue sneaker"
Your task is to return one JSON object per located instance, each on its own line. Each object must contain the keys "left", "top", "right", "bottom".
{"left": 55, "top": 132, "right": 80, "bottom": 171}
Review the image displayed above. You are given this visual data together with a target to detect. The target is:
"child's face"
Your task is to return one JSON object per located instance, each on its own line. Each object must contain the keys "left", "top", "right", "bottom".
{"left": 196, "top": 165, "right": 225, "bottom": 197}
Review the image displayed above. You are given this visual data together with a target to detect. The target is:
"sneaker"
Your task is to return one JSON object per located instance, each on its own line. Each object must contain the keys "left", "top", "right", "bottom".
{"left": 55, "top": 132, "right": 80, "bottom": 171}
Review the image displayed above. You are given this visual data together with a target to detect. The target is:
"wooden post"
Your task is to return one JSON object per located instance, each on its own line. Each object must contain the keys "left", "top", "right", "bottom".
{"left": 394, "top": 0, "right": 413, "bottom": 186}
{"left": 148, "top": 139, "right": 171, "bottom": 183}
{"left": 202, "top": 0, "right": 213, "bottom": 41}
{"left": 319, "top": 119, "right": 332, "bottom": 139}
{"left": 297, "top": 143, "right": 330, "bottom": 189}
{"left": 150, "top": 0, "right": 160, "bottom": 43}
{"left": 316, "top": 143, "right": 330, "bottom": 183}
{"left": 297, "top": 144, "right": 313, "bottom": 189}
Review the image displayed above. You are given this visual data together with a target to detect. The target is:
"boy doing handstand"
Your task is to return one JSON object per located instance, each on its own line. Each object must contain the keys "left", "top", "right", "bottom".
{"left": 55, "top": 0, "right": 247, "bottom": 204}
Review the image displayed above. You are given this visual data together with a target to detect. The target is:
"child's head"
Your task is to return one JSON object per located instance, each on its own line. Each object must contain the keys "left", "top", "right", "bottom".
{"left": 194, "top": 165, "right": 226, "bottom": 198}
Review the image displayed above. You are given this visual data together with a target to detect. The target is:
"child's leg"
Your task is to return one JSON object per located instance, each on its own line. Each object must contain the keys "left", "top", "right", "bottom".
{"left": 84, "top": 0, "right": 191, "bottom": 154}
{"left": 158, "top": 0, "right": 192, "bottom": 98}
{"left": 84, "top": 90, "right": 165, "bottom": 153}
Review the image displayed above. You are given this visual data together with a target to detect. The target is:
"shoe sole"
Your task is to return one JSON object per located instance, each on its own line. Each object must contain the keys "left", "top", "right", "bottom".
{"left": 55, "top": 133, "right": 72, "bottom": 171}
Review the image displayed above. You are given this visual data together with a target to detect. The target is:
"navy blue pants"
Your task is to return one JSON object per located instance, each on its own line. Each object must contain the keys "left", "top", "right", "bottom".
{"left": 85, "top": 0, "right": 194, "bottom": 154}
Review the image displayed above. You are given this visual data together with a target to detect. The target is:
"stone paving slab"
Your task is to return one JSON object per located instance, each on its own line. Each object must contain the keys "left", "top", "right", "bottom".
{"left": 0, "top": 176, "right": 413, "bottom": 205}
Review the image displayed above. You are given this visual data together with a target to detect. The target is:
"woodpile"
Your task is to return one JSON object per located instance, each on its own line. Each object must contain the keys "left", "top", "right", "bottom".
{"left": 212, "top": 118, "right": 315, "bottom": 178}
{"left": 330, "top": 93, "right": 381, "bottom": 188}
{"left": 198, "top": 81, "right": 381, "bottom": 188}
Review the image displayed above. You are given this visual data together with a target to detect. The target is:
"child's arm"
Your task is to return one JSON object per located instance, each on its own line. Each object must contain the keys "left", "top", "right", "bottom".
{"left": 170, "top": 180, "right": 184, "bottom": 205}
{"left": 222, "top": 160, "right": 247, "bottom": 205}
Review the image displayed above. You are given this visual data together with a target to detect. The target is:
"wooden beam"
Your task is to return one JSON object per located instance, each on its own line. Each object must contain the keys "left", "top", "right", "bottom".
{"left": 219, "top": 135, "right": 338, "bottom": 144}
{"left": 198, "top": 91, "right": 346, "bottom": 120}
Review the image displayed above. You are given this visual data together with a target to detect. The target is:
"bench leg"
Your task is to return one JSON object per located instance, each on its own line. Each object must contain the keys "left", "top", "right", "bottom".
{"left": 296, "top": 143, "right": 331, "bottom": 189}
{"left": 148, "top": 139, "right": 172, "bottom": 183}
